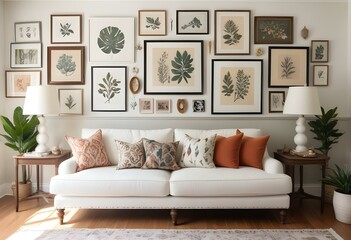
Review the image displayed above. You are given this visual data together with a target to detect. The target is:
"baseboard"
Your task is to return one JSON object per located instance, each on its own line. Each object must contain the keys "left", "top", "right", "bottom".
{"left": 0, "top": 183, "right": 12, "bottom": 198}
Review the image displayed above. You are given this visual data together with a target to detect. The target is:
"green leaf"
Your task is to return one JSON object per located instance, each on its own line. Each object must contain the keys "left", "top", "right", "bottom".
{"left": 97, "top": 26, "right": 125, "bottom": 54}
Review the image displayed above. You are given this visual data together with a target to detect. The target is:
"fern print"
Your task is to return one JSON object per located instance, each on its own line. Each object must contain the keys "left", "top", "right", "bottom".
{"left": 281, "top": 57, "right": 295, "bottom": 79}
{"left": 223, "top": 20, "right": 242, "bottom": 46}
{"left": 234, "top": 69, "right": 250, "bottom": 102}
{"left": 315, "top": 45, "right": 324, "bottom": 60}
{"left": 157, "top": 52, "right": 170, "bottom": 84}
{"left": 222, "top": 71, "right": 234, "bottom": 96}
{"left": 98, "top": 72, "right": 121, "bottom": 103}
{"left": 171, "top": 50, "right": 194, "bottom": 84}
{"left": 65, "top": 95, "right": 76, "bottom": 110}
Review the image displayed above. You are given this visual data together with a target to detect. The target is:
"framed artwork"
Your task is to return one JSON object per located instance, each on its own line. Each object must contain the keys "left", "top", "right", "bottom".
{"left": 193, "top": 100, "right": 205, "bottom": 112}
{"left": 268, "top": 47, "right": 309, "bottom": 87}
{"left": 313, "top": 65, "right": 329, "bottom": 86}
{"left": 5, "top": 70, "right": 41, "bottom": 98}
{"left": 51, "top": 14, "right": 82, "bottom": 44}
{"left": 311, "top": 40, "right": 329, "bottom": 63}
{"left": 139, "top": 98, "right": 154, "bottom": 114}
{"left": 144, "top": 40, "right": 203, "bottom": 94}
{"left": 155, "top": 99, "right": 171, "bottom": 113}
{"left": 138, "top": 10, "right": 167, "bottom": 36}
{"left": 214, "top": 10, "right": 251, "bottom": 55}
{"left": 176, "top": 10, "right": 209, "bottom": 35}
{"left": 10, "top": 43, "right": 42, "bottom": 68}
{"left": 47, "top": 46, "right": 85, "bottom": 85}
{"left": 15, "top": 21, "right": 41, "bottom": 42}
{"left": 211, "top": 59, "right": 263, "bottom": 114}
{"left": 269, "top": 91, "right": 285, "bottom": 113}
{"left": 89, "top": 17, "right": 134, "bottom": 62}
{"left": 58, "top": 88, "right": 83, "bottom": 115}
{"left": 91, "top": 66, "right": 127, "bottom": 112}
{"left": 254, "top": 16, "right": 293, "bottom": 44}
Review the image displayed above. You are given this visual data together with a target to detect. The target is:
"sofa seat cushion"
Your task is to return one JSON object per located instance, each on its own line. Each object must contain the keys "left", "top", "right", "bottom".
{"left": 170, "top": 167, "right": 291, "bottom": 197}
{"left": 50, "top": 166, "right": 171, "bottom": 197}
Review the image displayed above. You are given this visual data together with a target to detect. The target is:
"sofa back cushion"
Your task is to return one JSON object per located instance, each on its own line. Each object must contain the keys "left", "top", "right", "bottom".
{"left": 82, "top": 128, "right": 174, "bottom": 165}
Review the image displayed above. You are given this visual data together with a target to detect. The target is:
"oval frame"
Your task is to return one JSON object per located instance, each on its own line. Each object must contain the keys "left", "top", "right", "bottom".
{"left": 129, "top": 76, "right": 141, "bottom": 94}
{"left": 177, "top": 99, "right": 188, "bottom": 113}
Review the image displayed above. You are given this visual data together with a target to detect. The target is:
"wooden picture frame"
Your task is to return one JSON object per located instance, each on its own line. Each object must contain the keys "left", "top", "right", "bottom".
{"left": 311, "top": 40, "right": 329, "bottom": 63}
{"left": 15, "top": 21, "right": 41, "bottom": 42}
{"left": 313, "top": 65, "right": 329, "bottom": 86}
{"left": 91, "top": 66, "right": 127, "bottom": 112}
{"left": 269, "top": 47, "right": 309, "bottom": 87}
{"left": 138, "top": 10, "right": 167, "bottom": 36}
{"left": 10, "top": 43, "right": 42, "bottom": 68}
{"left": 211, "top": 59, "right": 263, "bottom": 114}
{"left": 139, "top": 98, "right": 154, "bottom": 114}
{"left": 155, "top": 99, "right": 171, "bottom": 113}
{"left": 58, "top": 88, "right": 83, "bottom": 115}
{"left": 254, "top": 16, "right": 294, "bottom": 44}
{"left": 144, "top": 40, "right": 203, "bottom": 94}
{"left": 214, "top": 10, "right": 251, "bottom": 55}
{"left": 47, "top": 46, "right": 85, "bottom": 85}
{"left": 51, "top": 14, "right": 82, "bottom": 44}
{"left": 269, "top": 91, "right": 285, "bottom": 113}
{"left": 129, "top": 76, "right": 141, "bottom": 94}
{"left": 5, "top": 70, "right": 41, "bottom": 98}
{"left": 176, "top": 10, "right": 209, "bottom": 35}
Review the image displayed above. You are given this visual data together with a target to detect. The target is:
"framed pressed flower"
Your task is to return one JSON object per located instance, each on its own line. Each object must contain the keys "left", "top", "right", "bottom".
{"left": 5, "top": 70, "right": 41, "bottom": 98}
{"left": 254, "top": 16, "right": 293, "bottom": 44}
{"left": 138, "top": 10, "right": 167, "bottom": 36}
{"left": 311, "top": 40, "right": 329, "bottom": 63}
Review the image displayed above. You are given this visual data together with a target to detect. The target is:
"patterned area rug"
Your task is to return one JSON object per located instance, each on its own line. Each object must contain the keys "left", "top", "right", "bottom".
{"left": 7, "top": 228, "right": 343, "bottom": 240}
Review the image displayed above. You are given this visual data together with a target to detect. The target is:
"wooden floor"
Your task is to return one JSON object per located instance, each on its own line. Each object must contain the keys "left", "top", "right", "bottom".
{"left": 0, "top": 195, "right": 349, "bottom": 239}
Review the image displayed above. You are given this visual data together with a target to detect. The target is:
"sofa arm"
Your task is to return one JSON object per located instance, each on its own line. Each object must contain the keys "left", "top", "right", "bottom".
{"left": 262, "top": 156, "right": 284, "bottom": 174}
{"left": 58, "top": 157, "right": 77, "bottom": 175}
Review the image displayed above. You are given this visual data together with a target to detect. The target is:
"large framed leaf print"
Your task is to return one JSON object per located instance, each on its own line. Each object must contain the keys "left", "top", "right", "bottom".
{"left": 211, "top": 59, "right": 263, "bottom": 114}
{"left": 89, "top": 17, "right": 134, "bottom": 62}
{"left": 214, "top": 10, "right": 251, "bottom": 55}
{"left": 144, "top": 40, "right": 203, "bottom": 94}
{"left": 91, "top": 66, "right": 127, "bottom": 112}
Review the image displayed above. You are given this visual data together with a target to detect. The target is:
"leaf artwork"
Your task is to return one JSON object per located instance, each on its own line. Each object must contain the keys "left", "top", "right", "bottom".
{"left": 272, "top": 95, "right": 280, "bottom": 108}
{"left": 65, "top": 95, "right": 77, "bottom": 110}
{"left": 97, "top": 26, "right": 125, "bottom": 55}
{"left": 146, "top": 17, "right": 161, "bottom": 30}
{"left": 221, "top": 71, "right": 234, "bottom": 96}
{"left": 56, "top": 54, "right": 76, "bottom": 76}
{"left": 223, "top": 20, "right": 242, "bottom": 46}
{"left": 318, "top": 70, "right": 324, "bottom": 79}
{"left": 234, "top": 69, "right": 250, "bottom": 102}
{"left": 171, "top": 50, "right": 194, "bottom": 84}
{"left": 280, "top": 57, "right": 295, "bottom": 79}
{"left": 60, "top": 23, "right": 74, "bottom": 37}
{"left": 315, "top": 45, "right": 324, "bottom": 60}
{"left": 98, "top": 72, "right": 121, "bottom": 103}
{"left": 181, "top": 17, "right": 202, "bottom": 30}
{"left": 157, "top": 51, "right": 170, "bottom": 84}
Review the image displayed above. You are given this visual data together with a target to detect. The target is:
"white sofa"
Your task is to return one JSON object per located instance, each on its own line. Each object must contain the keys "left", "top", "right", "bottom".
{"left": 50, "top": 128, "right": 292, "bottom": 225}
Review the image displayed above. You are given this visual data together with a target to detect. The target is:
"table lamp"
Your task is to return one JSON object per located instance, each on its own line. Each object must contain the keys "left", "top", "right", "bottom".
{"left": 283, "top": 86, "right": 322, "bottom": 152}
{"left": 23, "top": 86, "right": 60, "bottom": 154}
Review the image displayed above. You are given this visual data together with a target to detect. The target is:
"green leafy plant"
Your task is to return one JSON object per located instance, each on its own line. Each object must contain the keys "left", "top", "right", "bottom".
{"left": 323, "top": 164, "right": 351, "bottom": 195}
{"left": 60, "top": 23, "right": 74, "bottom": 37}
{"left": 157, "top": 51, "right": 170, "bottom": 84}
{"left": 318, "top": 70, "right": 324, "bottom": 79}
{"left": 308, "top": 107, "right": 344, "bottom": 156}
{"left": 56, "top": 54, "right": 76, "bottom": 76}
{"left": 98, "top": 72, "right": 121, "bottom": 103}
{"left": 234, "top": 69, "right": 250, "bottom": 102}
{"left": 281, "top": 56, "right": 295, "bottom": 79}
{"left": 221, "top": 71, "right": 234, "bottom": 96}
{"left": 65, "top": 95, "right": 76, "bottom": 110}
{"left": 181, "top": 17, "right": 202, "bottom": 29}
{"left": 223, "top": 20, "right": 242, "bottom": 46}
{"left": 315, "top": 45, "right": 324, "bottom": 60}
{"left": 0, "top": 106, "right": 39, "bottom": 183}
{"left": 171, "top": 50, "right": 194, "bottom": 83}
{"left": 97, "top": 26, "right": 125, "bottom": 54}
{"left": 146, "top": 17, "right": 161, "bottom": 30}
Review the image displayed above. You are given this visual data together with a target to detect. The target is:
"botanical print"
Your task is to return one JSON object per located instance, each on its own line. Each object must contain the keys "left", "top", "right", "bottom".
{"left": 193, "top": 100, "right": 205, "bottom": 112}
{"left": 139, "top": 11, "right": 166, "bottom": 36}
{"left": 176, "top": 11, "right": 209, "bottom": 34}
{"left": 311, "top": 40, "right": 328, "bottom": 62}
{"left": 56, "top": 54, "right": 76, "bottom": 76}
{"left": 15, "top": 49, "right": 38, "bottom": 64}
{"left": 6, "top": 70, "right": 41, "bottom": 98}
{"left": 156, "top": 99, "right": 170, "bottom": 113}
{"left": 60, "top": 23, "right": 74, "bottom": 37}
{"left": 314, "top": 45, "right": 325, "bottom": 60}
{"left": 65, "top": 95, "right": 77, "bottom": 109}
{"left": 313, "top": 65, "right": 328, "bottom": 86}
{"left": 280, "top": 57, "right": 295, "bottom": 79}
{"left": 59, "top": 89, "right": 83, "bottom": 115}
{"left": 182, "top": 17, "right": 202, "bottom": 30}
{"left": 146, "top": 17, "right": 161, "bottom": 30}
{"left": 50, "top": 49, "right": 82, "bottom": 83}
{"left": 269, "top": 91, "right": 285, "bottom": 112}
{"left": 97, "top": 26, "right": 125, "bottom": 55}
{"left": 254, "top": 17, "right": 293, "bottom": 44}
{"left": 221, "top": 16, "right": 244, "bottom": 50}
{"left": 51, "top": 15, "right": 81, "bottom": 43}
{"left": 139, "top": 98, "right": 154, "bottom": 113}
{"left": 98, "top": 72, "right": 121, "bottom": 103}
{"left": 15, "top": 22, "right": 41, "bottom": 42}
{"left": 14, "top": 74, "right": 31, "bottom": 92}
{"left": 157, "top": 52, "right": 170, "bottom": 83}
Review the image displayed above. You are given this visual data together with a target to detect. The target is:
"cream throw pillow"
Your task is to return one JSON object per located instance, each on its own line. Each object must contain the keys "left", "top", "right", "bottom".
{"left": 115, "top": 139, "right": 145, "bottom": 169}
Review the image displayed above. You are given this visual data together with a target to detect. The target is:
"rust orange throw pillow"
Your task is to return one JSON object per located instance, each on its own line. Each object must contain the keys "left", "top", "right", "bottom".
{"left": 65, "top": 129, "right": 111, "bottom": 171}
{"left": 236, "top": 129, "right": 270, "bottom": 169}
{"left": 214, "top": 133, "right": 243, "bottom": 168}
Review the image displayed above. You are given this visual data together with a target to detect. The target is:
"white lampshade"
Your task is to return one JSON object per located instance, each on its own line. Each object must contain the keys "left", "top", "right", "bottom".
{"left": 23, "top": 86, "right": 59, "bottom": 115}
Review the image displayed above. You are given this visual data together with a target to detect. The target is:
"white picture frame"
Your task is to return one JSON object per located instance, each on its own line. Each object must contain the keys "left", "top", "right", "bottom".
{"left": 10, "top": 43, "right": 42, "bottom": 68}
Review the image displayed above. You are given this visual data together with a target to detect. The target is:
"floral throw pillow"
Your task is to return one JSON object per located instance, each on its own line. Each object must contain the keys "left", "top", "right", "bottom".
{"left": 180, "top": 134, "right": 216, "bottom": 168}
{"left": 115, "top": 139, "right": 145, "bottom": 169}
{"left": 65, "top": 129, "right": 111, "bottom": 171}
{"left": 142, "top": 138, "right": 180, "bottom": 170}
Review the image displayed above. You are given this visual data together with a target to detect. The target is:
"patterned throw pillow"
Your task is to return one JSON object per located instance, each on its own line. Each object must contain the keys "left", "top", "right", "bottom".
{"left": 180, "top": 134, "right": 216, "bottom": 168}
{"left": 142, "top": 138, "right": 180, "bottom": 170}
{"left": 65, "top": 129, "right": 111, "bottom": 171}
{"left": 115, "top": 139, "right": 145, "bottom": 169}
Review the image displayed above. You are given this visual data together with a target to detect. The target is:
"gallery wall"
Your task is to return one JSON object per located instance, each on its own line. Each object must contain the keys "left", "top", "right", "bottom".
{"left": 0, "top": 0, "right": 350, "bottom": 196}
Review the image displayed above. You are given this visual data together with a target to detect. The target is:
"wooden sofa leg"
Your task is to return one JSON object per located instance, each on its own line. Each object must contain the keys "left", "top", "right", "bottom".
{"left": 170, "top": 209, "right": 178, "bottom": 225}
{"left": 279, "top": 209, "right": 287, "bottom": 224}
{"left": 57, "top": 209, "right": 65, "bottom": 225}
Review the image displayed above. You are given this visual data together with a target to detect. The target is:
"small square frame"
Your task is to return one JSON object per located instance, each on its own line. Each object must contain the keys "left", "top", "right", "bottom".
{"left": 58, "top": 88, "right": 83, "bottom": 115}
{"left": 155, "top": 99, "right": 171, "bottom": 113}
{"left": 254, "top": 16, "right": 293, "bottom": 44}
{"left": 311, "top": 40, "right": 329, "bottom": 63}
{"left": 269, "top": 91, "right": 285, "bottom": 113}
{"left": 5, "top": 70, "right": 41, "bottom": 98}
{"left": 176, "top": 10, "right": 209, "bottom": 35}
{"left": 138, "top": 10, "right": 167, "bottom": 36}
{"left": 51, "top": 14, "right": 82, "bottom": 44}
{"left": 10, "top": 43, "right": 42, "bottom": 68}
{"left": 193, "top": 100, "right": 205, "bottom": 112}
{"left": 313, "top": 65, "right": 329, "bottom": 86}
{"left": 15, "top": 21, "right": 42, "bottom": 42}
{"left": 139, "top": 98, "right": 154, "bottom": 114}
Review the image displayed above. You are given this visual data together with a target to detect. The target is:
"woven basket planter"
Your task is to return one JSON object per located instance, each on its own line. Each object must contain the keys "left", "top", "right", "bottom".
{"left": 12, "top": 181, "right": 32, "bottom": 200}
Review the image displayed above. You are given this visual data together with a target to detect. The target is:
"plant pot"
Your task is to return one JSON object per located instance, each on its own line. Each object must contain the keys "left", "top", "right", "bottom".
{"left": 333, "top": 190, "right": 351, "bottom": 224}
{"left": 11, "top": 181, "right": 32, "bottom": 200}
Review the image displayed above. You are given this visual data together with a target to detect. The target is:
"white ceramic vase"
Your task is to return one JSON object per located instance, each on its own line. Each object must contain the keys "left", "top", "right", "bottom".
{"left": 333, "top": 190, "right": 351, "bottom": 224}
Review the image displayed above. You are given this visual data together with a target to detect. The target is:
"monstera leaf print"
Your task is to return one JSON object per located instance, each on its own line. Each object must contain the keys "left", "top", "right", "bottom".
{"left": 97, "top": 26, "right": 125, "bottom": 54}
{"left": 171, "top": 50, "right": 194, "bottom": 84}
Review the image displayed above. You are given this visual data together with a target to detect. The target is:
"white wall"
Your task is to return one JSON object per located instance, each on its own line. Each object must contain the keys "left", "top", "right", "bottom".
{"left": 1, "top": 0, "right": 350, "bottom": 195}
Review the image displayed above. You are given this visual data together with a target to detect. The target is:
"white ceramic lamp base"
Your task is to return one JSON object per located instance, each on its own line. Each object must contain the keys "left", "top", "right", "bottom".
{"left": 35, "top": 116, "right": 50, "bottom": 154}
{"left": 293, "top": 116, "right": 308, "bottom": 152}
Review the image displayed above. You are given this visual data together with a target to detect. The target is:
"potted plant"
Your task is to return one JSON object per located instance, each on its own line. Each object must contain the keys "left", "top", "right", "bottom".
{"left": 0, "top": 106, "right": 39, "bottom": 199}
{"left": 323, "top": 164, "right": 351, "bottom": 224}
